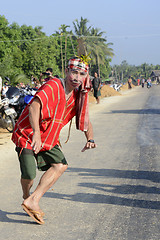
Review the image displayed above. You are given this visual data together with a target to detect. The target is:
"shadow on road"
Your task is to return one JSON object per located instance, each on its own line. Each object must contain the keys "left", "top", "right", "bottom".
{"left": 67, "top": 167, "right": 160, "bottom": 183}
{"left": 0, "top": 210, "right": 37, "bottom": 224}
{"left": 43, "top": 167, "right": 160, "bottom": 210}
{"left": 105, "top": 109, "right": 160, "bottom": 114}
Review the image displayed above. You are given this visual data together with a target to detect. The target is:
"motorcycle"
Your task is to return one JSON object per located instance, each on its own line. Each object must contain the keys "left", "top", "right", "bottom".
{"left": 5, "top": 86, "right": 36, "bottom": 120}
{"left": 5, "top": 86, "right": 24, "bottom": 120}
{"left": 0, "top": 98, "right": 17, "bottom": 132}
{"left": 147, "top": 82, "right": 151, "bottom": 88}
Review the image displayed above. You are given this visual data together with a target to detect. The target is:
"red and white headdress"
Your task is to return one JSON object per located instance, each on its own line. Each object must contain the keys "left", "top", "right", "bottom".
{"left": 68, "top": 57, "right": 89, "bottom": 72}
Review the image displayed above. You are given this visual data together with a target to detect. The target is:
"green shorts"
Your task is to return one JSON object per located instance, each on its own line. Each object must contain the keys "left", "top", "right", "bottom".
{"left": 16, "top": 145, "right": 67, "bottom": 179}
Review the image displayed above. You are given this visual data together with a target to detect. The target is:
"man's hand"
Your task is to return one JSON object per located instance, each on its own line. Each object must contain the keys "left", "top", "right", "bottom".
{"left": 31, "top": 131, "right": 42, "bottom": 154}
{"left": 81, "top": 141, "right": 97, "bottom": 152}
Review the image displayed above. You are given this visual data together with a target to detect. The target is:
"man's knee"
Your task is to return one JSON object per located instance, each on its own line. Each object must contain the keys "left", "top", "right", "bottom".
{"left": 51, "top": 163, "right": 68, "bottom": 174}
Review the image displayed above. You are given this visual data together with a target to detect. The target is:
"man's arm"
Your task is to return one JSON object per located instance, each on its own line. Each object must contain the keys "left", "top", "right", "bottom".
{"left": 29, "top": 97, "right": 42, "bottom": 154}
{"left": 81, "top": 120, "right": 97, "bottom": 152}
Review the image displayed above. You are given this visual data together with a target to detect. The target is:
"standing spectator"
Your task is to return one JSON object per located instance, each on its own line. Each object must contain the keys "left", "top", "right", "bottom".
{"left": 137, "top": 78, "right": 140, "bottom": 86}
{"left": 141, "top": 78, "right": 145, "bottom": 88}
{"left": 127, "top": 76, "right": 132, "bottom": 89}
{"left": 92, "top": 72, "right": 101, "bottom": 104}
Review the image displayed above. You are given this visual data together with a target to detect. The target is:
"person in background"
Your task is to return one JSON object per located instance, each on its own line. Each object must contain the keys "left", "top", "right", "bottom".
{"left": 147, "top": 77, "right": 151, "bottom": 88}
{"left": 127, "top": 76, "right": 132, "bottom": 89}
{"left": 92, "top": 72, "right": 101, "bottom": 104}
{"left": 141, "top": 78, "right": 145, "bottom": 88}
{"left": 39, "top": 68, "right": 53, "bottom": 84}
{"left": 33, "top": 78, "right": 41, "bottom": 89}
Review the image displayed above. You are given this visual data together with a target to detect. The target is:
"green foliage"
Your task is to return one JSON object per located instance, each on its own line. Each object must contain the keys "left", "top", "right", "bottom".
{"left": 0, "top": 14, "right": 159, "bottom": 85}
{"left": 112, "top": 61, "right": 160, "bottom": 83}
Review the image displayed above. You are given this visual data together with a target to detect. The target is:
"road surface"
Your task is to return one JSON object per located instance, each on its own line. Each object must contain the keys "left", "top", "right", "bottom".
{"left": 0, "top": 85, "right": 160, "bottom": 240}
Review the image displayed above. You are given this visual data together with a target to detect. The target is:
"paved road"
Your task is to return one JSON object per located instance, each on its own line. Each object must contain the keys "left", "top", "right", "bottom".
{"left": 1, "top": 85, "right": 160, "bottom": 240}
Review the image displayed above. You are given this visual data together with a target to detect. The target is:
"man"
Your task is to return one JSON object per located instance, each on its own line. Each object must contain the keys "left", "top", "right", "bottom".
{"left": 12, "top": 57, "right": 97, "bottom": 225}
{"left": 39, "top": 67, "right": 53, "bottom": 84}
{"left": 92, "top": 72, "right": 101, "bottom": 104}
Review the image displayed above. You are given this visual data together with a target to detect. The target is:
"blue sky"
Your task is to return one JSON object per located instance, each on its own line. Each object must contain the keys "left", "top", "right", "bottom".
{"left": 1, "top": 0, "right": 160, "bottom": 66}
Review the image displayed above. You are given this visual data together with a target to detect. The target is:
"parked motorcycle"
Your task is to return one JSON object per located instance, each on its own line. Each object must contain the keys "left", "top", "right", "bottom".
{"left": 5, "top": 86, "right": 36, "bottom": 120}
{"left": 0, "top": 98, "right": 17, "bottom": 132}
{"left": 5, "top": 86, "right": 24, "bottom": 120}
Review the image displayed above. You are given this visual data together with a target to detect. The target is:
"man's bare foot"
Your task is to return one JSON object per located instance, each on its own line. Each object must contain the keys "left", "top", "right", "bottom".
{"left": 22, "top": 198, "right": 45, "bottom": 217}
{"left": 22, "top": 203, "right": 44, "bottom": 224}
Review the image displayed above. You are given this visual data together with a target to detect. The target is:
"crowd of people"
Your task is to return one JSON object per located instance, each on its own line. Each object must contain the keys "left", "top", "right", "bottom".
{"left": 127, "top": 76, "right": 154, "bottom": 89}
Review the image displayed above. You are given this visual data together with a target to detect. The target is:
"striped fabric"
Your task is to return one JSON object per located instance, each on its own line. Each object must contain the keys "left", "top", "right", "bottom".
{"left": 76, "top": 73, "right": 91, "bottom": 131}
{"left": 12, "top": 78, "right": 67, "bottom": 151}
{"left": 12, "top": 75, "right": 91, "bottom": 151}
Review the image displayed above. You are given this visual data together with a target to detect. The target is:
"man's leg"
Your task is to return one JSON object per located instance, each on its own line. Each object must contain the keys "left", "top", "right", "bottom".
{"left": 21, "top": 178, "right": 34, "bottom": 199}
{"left": 18, "top": 148, "right": 37, "bottom": 200}
{"left": 23, "top": 163, "right": 68, "bottom": 212}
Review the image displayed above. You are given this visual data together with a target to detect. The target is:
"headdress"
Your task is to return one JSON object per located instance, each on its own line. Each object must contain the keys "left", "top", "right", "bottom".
{"left": 68, "top": 53, "right": 91, "bottom": 72}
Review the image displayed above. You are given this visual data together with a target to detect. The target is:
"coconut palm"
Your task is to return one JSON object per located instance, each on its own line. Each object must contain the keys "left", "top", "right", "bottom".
{"left": 72, "top": 18, "right": 114, "bottom": 77}
{"left": 72, "top": 17, "right": 91, "bottom": 56}
{"left": 86, "top": 27, "right": 114, "bottom": 77}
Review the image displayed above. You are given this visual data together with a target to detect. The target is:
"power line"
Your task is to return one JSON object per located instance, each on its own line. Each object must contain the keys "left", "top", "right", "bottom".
{"left": 0, "top": 34, "right": 106, "bottom": 43}
{"left": 0, "top": 33, "right": 160, "bottom": 43}
{"left": 108, "top": 33, "right": 160, "bottom": 39}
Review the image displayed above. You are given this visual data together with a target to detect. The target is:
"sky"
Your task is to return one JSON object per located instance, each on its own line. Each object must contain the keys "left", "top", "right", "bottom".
{"left": 1, "top": 0, "right": 160, "bottom": 66}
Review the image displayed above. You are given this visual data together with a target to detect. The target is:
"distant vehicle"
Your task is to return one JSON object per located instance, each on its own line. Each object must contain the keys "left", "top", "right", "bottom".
{"left": 147, "top": 82, "right": 151, "bottom": 88}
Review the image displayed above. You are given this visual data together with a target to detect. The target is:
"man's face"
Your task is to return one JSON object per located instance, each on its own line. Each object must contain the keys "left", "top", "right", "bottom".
{"left": 66, "top": 68, "right": 87, "bottom": 90}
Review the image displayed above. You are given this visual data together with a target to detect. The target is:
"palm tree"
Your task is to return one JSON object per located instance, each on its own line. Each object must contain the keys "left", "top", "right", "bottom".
{"left": 73, "top": 17, "right": 91, "bottom": 56}
{"left": 54, "top": 24, "right": 70, "bottom": 77}
{"left": 72, "top": 18, "right": 114, "bottom": 77}
{"left": 86, "top": 27, "right": 114, "bottom": 77}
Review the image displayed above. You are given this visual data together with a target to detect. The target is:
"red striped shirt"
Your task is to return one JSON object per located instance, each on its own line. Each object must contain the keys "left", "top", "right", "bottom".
{"left": 12, "top": 78, "right": 77, "bottom": 151}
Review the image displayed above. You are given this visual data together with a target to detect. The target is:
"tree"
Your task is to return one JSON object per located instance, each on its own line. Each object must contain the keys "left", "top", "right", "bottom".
{"left": 86, "top": 27, "right": 114, "bottom": 77}
{"left": 73, "top": 17, "right": 91, "bottom": 56}
{"left": 72, "top": 18, "right": 114, "bottom": 78}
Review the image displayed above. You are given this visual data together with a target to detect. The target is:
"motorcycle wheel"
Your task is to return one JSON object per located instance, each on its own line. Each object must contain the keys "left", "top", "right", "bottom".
{"left": 4, "top": 113, "right": 15, "bottom": 133}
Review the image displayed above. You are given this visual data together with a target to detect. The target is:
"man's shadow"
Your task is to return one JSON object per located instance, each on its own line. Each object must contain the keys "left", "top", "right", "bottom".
{"left": 0, "top": 209, "right": 37, "bottom": 224}
{"left": 44, "top": 191, "right": 160, "bottom": 210}
{"left": 43, "top": 167, "right": 160, "bottom": 210}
